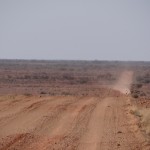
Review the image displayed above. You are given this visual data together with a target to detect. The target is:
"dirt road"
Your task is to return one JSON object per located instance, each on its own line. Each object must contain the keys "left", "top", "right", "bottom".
{"left": 0, "top": 71, "right": 149, "bottom": 150}
{"left": 113, "top": 71, "right": 133, "bottom": 94}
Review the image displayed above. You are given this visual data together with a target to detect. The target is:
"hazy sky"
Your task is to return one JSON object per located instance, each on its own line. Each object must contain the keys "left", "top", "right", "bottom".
{"left": 0, "top": 0, "right": 150, "bottom": 61}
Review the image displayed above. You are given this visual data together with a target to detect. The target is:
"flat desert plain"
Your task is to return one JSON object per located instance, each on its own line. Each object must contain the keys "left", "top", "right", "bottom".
{"left": 0, "top": 60, "right": 149, "bottom": 150}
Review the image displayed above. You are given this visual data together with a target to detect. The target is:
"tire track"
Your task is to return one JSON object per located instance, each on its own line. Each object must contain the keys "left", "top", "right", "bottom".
{"left": 44, "top": 97, "right": 98, "bottom": 150}
{"left": 0, "top": 96, "right": 76, "bottom": 137}
{"left": 0, "top": 97, "right": 94, "bottom": 150}
{"left": 78, "top": 97, "right": 113, "bottom": 150}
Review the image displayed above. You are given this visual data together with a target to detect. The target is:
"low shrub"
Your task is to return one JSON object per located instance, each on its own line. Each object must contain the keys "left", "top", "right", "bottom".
{"left": 24, "top": 93, "right": 32, "bottom": 97}
{"left": 133, "top": 94, "right": 139, "bottom": 98}
{"left": 131, "top": 106, "right": 150, "bottom": 135}
{"left": 40, "top": 91, "right": 47, "bottom": 94}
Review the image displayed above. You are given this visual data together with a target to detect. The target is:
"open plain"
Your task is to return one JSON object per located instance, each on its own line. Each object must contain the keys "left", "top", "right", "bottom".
{"left": 0, "top": 60, "right": 149, "bottom": 150}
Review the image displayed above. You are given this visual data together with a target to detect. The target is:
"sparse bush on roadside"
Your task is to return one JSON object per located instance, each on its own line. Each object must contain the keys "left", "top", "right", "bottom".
{"left": 130, "top": 106, "right": 142, "bottom": 117}
{"left": 136, "top": 83, "right": 143, "bottom": 88}
{"left": 133, "top": 94, "right": 139, "bottom": 99}
{"left": 40, "top": 91, "right": 47, "bottom": 94}
{"left": 140, "top": 109, "right": 150, "bottom": 135}
{"left": 140, "top": 92, "right": 146, "bottom": 97}
{"left": 131, "top": 107, "right": 150, "bottom": 135}
{"left": 24, "top": 93, "right": 32, "bottom": 97}
{"left": 144, "top": 79, "right": 150, "bottom": 84}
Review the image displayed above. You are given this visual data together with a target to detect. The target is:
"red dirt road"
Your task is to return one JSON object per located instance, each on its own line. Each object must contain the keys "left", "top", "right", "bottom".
{"left": 0, "top": 71, "right": 149, "bottom": 150}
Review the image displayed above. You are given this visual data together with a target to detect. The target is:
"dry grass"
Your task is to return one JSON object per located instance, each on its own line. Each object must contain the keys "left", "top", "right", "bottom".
{"left": 131, "top": 106, "right": 150, "bottom": 135}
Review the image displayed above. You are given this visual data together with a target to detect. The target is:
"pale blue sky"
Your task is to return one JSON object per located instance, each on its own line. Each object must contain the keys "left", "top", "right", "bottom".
{"left": 0, "top": 0, "right": 150, "bottom": 60}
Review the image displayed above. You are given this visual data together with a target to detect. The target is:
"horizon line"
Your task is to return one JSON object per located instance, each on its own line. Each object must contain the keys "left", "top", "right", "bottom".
{"left": 0, "top": 58, "right": 150, "bottom": 62}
